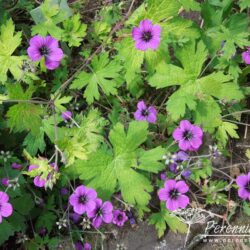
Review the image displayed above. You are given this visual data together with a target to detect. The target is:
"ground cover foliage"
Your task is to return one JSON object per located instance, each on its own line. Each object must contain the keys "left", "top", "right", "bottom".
{"left": 0, "top": 0, "right": 250, "bottom": 249}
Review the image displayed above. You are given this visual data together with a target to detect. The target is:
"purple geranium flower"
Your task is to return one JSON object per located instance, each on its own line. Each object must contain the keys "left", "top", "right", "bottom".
{"left": 84, "top": 243, "right": 91, "bottom": 250}
{"left": 132, "top": 19, "right": 161, "bottom": 51}
{"left": 28, "top": 163, "right": 58, "bottom": 188}
{"left": 158, "top": 179, "right": 189, "bottom": 211}
{"left": 87, "top": 198, "right": 113, "bottom": 228}
{"left": 242, "top": 48, "right": 250, "bottom": 64}
{"left": 236, "top": 172, "right": 250, "bottom": 200}
{"left": 160, "top": 173, "right": 167, "bottom": 181}
{"left": 11, "top": 163, "right": 22, "bottom": 170}
{"left": 61, "top": 111, "right": 72, "bottom": 121}
{"left": 182, "top": 169, "right": 191, "bottom": 178}
{"left": 112, "top": 210, "right": 128, "bottom": 227}
{"left": 33, "top": 176, "right": 46, "bottom": 188}
{"left": 173, "top": 120, "right": 203, "bottom": 151}
{"left": 28, "top": 165, "right": 46, "bottom": 188}
{"left": 173, "top": 151, "right": 189, "bottom": 162}
{"left": 69, "top": 212, "right": 81, "bottom": 224}
{"left": 134, "top": 100, "right": 157, "bottom": 123}
{"left": 27, "top": 35, "right": 63, "bottom": 70}
{"left": 0, "top": 191, "right": 13, "bottom": 223}
{"left": 75, "top": 242, "right": 92, "bottom": 250}
{"left": 169, "top": 151, "right": 189, "bottom": 173}
{"left": 1, "top": 178, "right": 9, "bottom": 187}
{"left": 61, "top": 187, "right": 69, "bottom": 196}
{"left": 69, "top": 185, "right": 97, "bottom": 215}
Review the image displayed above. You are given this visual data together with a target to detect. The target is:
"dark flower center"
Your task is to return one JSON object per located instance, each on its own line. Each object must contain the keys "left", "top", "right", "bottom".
{"left": 183, "top": 130, "right": 193, "bottom": 140}
{"left": 245, "top": 182, "right": 250, "bottom": 192}
{"left": 39, "top": 45, "right": 50, "bottom": 57}
{"left": 169, "top": 188, "right": 179, "bottom": 199}
{"left": 117, "top": 214, "right": 123, "bottom": 221}
{"left": 141, "top": 109, "right": 149, "bottom": 116}
{"left": 142, "top": 31, "right": 153, "bottom": 42}
{"left": 96, "top": 208, "right": 103, "bottom": 216}
{"left": 79, "top": 195, "right": 87, "bottom": 204}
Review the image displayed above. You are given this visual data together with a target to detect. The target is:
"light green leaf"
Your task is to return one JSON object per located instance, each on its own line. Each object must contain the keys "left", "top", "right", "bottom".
{"left": 149, "top": 209, "right": 187, "bottom": 238}
{"left": 71, "top": 53, "right": 122, "bottom": 104}
{"left": 0, "top": 19, "right": 24, "bottom": 83}
{"left": 62, "top": 13, "right": 87, "bottom": 47}
{"left": 149, "top": 62, "right": 188, "bottom": 88}
{"left": 178, "top": 0, "right": 201, "bottom": 11}
{"left": 167, "top": 91, "right": 197, "bottom": 121}
{"left": 216, "top": 121, "right": 239, "bottom": 146}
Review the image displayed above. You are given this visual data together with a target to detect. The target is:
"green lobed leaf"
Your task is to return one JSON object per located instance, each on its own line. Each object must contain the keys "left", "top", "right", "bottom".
{"left": 70, "top": 53, "right": 122, "bottom": 104}
{"left": 0, "top": 19, "right": 24, "bottom": 83}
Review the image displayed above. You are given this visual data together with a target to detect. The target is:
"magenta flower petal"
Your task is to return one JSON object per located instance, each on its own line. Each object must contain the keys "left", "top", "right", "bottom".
{"left": 28, "top": 165, "right": 39, "bottom": 171}
{"left": 0, "top": 192, "right": 9, "bottom": 203}
{"left": 236, "top": 175, "right": 248, "bottom": 187}
{"left": 191, "top": 125, "right": 203, "bottom": 138}
{"left": 190, "top": 137, "right": 202, "bottom": 149}
{"left": 238, "top": 188, "right": 249, "bottom": 200}
{"left": 45, "top": 59, "right": 61, "bottom": 70}
{"left": 134, "top": 110, "right": 146, "bottom": 121}
{"left": 173, "top": 128, "right": 183, "bottom": 141}
{"left": 242, "top": 49, "right": 250, "bottom": 64}
{"left": 158, "top": 188, "right": 170, "bottom": 201}
{"left": 85, "top": 200, "right": 96, "bottom": 213}
{"left": 29, "top": 35, "right": 44, "bottom": 47}
{"left": 0, "top": 203, "right": 13, "bottom": 217}
{"left": 164, "top": 179, "right": 176, "bottom": 190}
{"left": 132, "top": 27, "right": 142, "bottom": 41}
{"left": 102, "top": 201, "right": 113, "bottom": 213}
{"left": 69, "top": 194, "right": 79, "bottom": 206}
{"left": 135, "top": 41, "right": 149, "bottom": 51}
{"left": 166, "top": 199, "right": 179, "bottom": 211}
{"left": 102, "top": 213, "right": 113, "bottom": 223}
{"left": 179, "top": 120, "right": 192, "bottom": 130}
{"left": 84, "top": 243, "right": 92, "bottom": 250}
{"left": 1, "top": 178, "right": 9, "bottom": 187}
{"left": 148, "top": 38, "right": 161, "bottom": 50}
{"left": 73, "top": 204, "right": 86, "bottom": 215}
{"left": 11, "top": 163, "right": 22, "bottom": 169}
{"left": 179, "top": 140, "right": 190, "bottom": 151}
{"left": 147, "top": 106, "right": 157, "bottom": 123}
{"left": 137, "top": 100, "right": 147, "bottom": 110}
{"left": 176, "top": 181, "right": 189, "bottom": 193}
{"left": 49, "top": 48, "right": 64, "bottom": 61}
{"left": 236, "top": 172, "right": 250, "bottom": 201}
{"left": 61, "top": 111, "right": 72, "bottom": 121}
{"left": 44, "top": 36, "right": 59, "bottom": 49}
{"left": 92, "top": 216, "right": 103, "bottom": 228}
{"left": 27, "top": 47, "right": 42, "bottom": 61}
{"left": 176, "top": 195, "right": 189, "bottom": 209}
{"left": 33, "top": 176, "right": 46, "bottom": 188}
{"left": 0, "top": 192, "right": 13, "bottom": 221}
{"left": 152, "top": 25, "right": 161, "bottom": 37}
{"left": 140, "top": 19, "right": 153, "bottom": 30}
